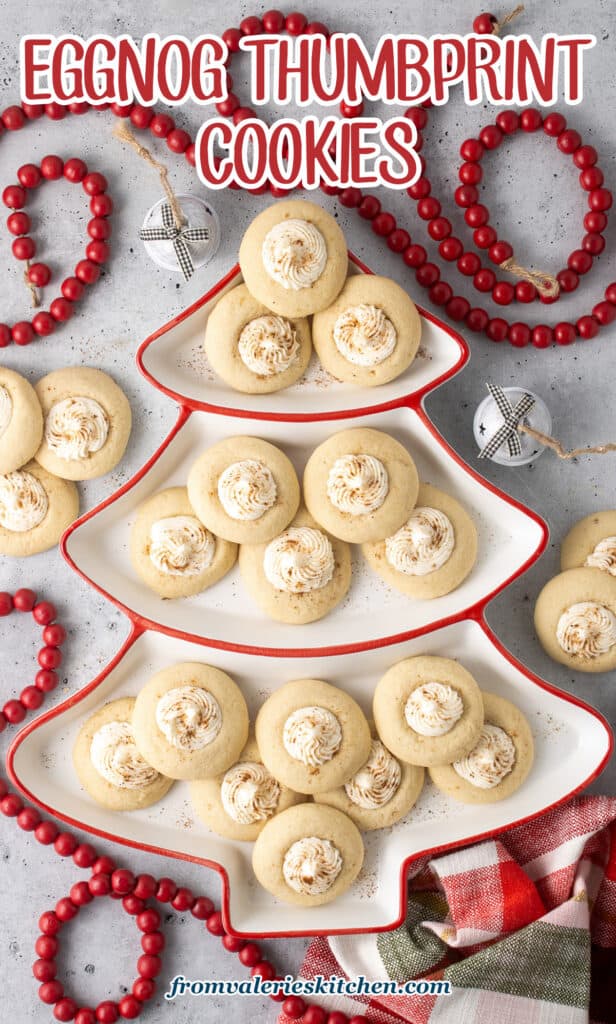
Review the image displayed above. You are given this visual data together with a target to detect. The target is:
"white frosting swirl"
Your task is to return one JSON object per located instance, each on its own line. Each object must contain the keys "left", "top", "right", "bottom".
{"left": 264, "top": 527, "right": 335, "bottom": 593}
{"left": 283, "top": 837, "right": 343, "bottom": 895}
{"left": 283, "top": 706, "right": 342, "bottom": 766}
{"left": 453, "top": 723, "right": 516, "bottom": 789}
{"left": 556, "top": 601, "right": 616, "bottom": 661}
{"left": 155, "top": 686, "right": 222, "bottom": 751}
{"left": 262, "top": 218, "right": 327, "bottom": 291}
{"left": 238, "top": 315, "right": 300, "bottom": 376}
{"left": 404, "top": 682, "right": 464, "bottom": 737}
{"left": 90, "top": 721, "right": 159, "bottom": 789}
{"left": 344, "top": 740, "right": 401, "bottom": 809}
{"left": 217, "top": 460, "right": 277, "bottom": 521}
{"left": 333, "top": 304, "right": 397, "bottom": 367}
{"left": 45, "top": 396, "right": 109, "bottom": 462}
{"left": 149, "top": 516, "right": 215, "bottom": 576}
{"left": 385, "top": 507, "right": 455, "bottom": 576}
{"left": 585, "top": 536, "right": 616, "bottom": 576}
{"left": 0, "top": 385, "right": 13, "bottom": 438}
{"left": 220, "top": 761, "right": 281, "bottom": 824}
{"left": 0, "top": 470, "right": 48, "bottom": 532}
{"left": 327, "top": 454, "right": 389, "bottom": 516}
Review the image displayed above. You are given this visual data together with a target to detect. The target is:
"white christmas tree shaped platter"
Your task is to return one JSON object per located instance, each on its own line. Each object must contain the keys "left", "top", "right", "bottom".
{"left": 9, "top": 620, "right": 611, "bottom": 938}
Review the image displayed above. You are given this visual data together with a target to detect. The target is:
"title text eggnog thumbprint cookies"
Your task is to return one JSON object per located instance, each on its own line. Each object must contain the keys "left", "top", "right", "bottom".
{"left": 534, "top": 567, "right": 616, "bottom": 673}
{"left": 0, "top": 367, "right": 44, "bottom": 474}
{"left": 561, "top": 510, "right": 616, "bottom": 577}
{"left": 312, "top": 274, "right": 422, "bottom": 387}
{"left": 204, "top": 284, "right": 312, "bottom": 394}
{"left": 190, "top": 735, "right": 304, "bottom": 841}
{"left": 429, "top": 692, "right": 534, "bottom": 804}
{"left": 373, "top": 656, "right": 484, "bottom": 768}
{"left": 303, "top": 427, "right": 419, "bottom": 544}
{"left": 0, "top": 461, "right": 79, "bottom": 557}
{"left": 34, "top": 367, "right": 131, "bottom": 481}
{"left": 239, "top": 199, "right": 348, "bottom": 317}
{"left": 131, "top": 662, "right": 249, "bottom": 780}
{"left": 362, "top": 482, "right": 478, "bottom": 598}
{"left": 130, "top": 486, "right": 237, "bottom": 598}
{"left": 314, "top": 725, "right": 424, "bottom": 831}
{"left": 252, "top": 802, "right": 364, "bottom": 907}
{"left": 187, "top": 436, "right": 300, "bottom": 546}
{"left": 73, "top": 698, "right": 173, "bottom": 811}
{"left": 255, "top": 678, "right": 371, "bottom": 795}
{"left": 239, "top": 505, "right": 352, "bottom": 624}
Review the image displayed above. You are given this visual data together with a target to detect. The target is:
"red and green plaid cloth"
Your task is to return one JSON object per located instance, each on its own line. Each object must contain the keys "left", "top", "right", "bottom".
{"left": 278, "top": 797, "right": 616, "bottom": 1024}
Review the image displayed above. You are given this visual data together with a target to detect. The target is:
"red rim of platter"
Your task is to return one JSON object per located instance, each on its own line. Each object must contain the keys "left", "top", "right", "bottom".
{"left": 6, "top": 250, "right": 613, "bottom": 939}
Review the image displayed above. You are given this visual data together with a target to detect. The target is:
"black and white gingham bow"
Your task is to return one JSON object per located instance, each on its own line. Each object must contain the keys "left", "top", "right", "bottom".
{"left": 478, "top": 383, "right": 536, "bottom": 460}
{"left": 138, "top": 202, "right": 210, "bottom": 281}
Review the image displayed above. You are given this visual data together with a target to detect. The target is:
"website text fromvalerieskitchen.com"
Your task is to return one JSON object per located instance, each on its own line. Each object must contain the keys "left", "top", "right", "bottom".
{"left": 164, "top": 974, "right": 452, "bottom": 999}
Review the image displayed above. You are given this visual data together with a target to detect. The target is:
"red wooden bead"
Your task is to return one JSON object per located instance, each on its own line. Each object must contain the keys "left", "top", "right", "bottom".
{"left": 429, "top": 282, "right": 453, "bottom": 306}
{"left": 136, "top": 908, "right": 161, "bottom": 933}
{"left": 141, "top": 931, "right": 165, "bottom": 955}
{"left": 473, "top": 13, "right": 496, "bottom": 33}
{"left": 417, "top": 197, "right": 441, "bottom": 220}
{"left": 39, "top": 645, "right": 63, "bottom": 669}
{"left": 133, "top": 874, "right": 157, "bottom": 900}
{"left": 327, "top": 1013, "right": 349, "bottom": 1024}
{"left": 111, "top": 869, "right": 135, "bottom": 894}
{"left": 216, "top": 95, "right": 239, "bottom": 117}
{"left": 39, "top": 980, "right": 65, "bottom": 1004}
{"left": 458, "top": 252, "right": 481, "bottom": 276}
{"left": 580, "top": 167, "right": 604, "bottom": 191}
{"left": 593, "top": 301, "right": 616, "bottom": 326}
{"left": 0, "top": 591, "right": 12, "bottom": 614}
{"left": 445, "top": 296, "right": 470, "bottom": 321}
{"left": 12, "top": 321, "right": 34, "bottom": 345}
{"left": 70, "top": 881, "right": 93, "bottom": 906}
{"left": 55, "top": 898, "right": 79, "bottom": 922}
{"left": 407, "top": 177, "right": 431, "bottom": 200}
{"left": 372, "top": 212, "right": 396, "bottom": 236}
{"left": 474, "top": 269, "right": 496, "bottom": 292}
{"left": 568, "top": 249, "right": 592, "bottom": 274}
{"left": 403, "top": 244, "right": 427, "bottom": 268}
{"left": 557, "top": 129, "right": 581, "bottom": 153}
{"left": 36, "top": 934, "right": 59, "bottom": 959}
{"left": 239, "top": 942, "right": 262, "bottom": 967}
{"left": 605, "top": 282, "right": 616, "bottom": 304}
{"left": 574, "top": 145, "right": 598, "bottom": 168}
{"left": 90, "top": 193, "right": 113, "bottom": 217}
{"left": 262, "top": 9, "right": 285, "bottom": 32}
{"left": 416, "top": 262, "right": 440, "bottom": 287}
{"left": 87, "top": 217, "right": 112, "bottom": 241}
{"left": 583, "top": 232, "right": 605, "bottom": 255}
{"left": 303, "top": 1007, "right": 327, "bottom": 1024}
{"left": 95, "top": 1002, "right": 118, "bottom": 1023}
{"left": 75, "top": 260, "right": 100, "bottom": 284}
{"left": 35, "top": 820, "right": 59, "bottom": 844}
{"left": 33, "top": 600, "right": 57, "bottom": 624}
{"left": 222, "top": 28, "right": 243, "bottom": 51}
{"left": 54, "top": 998, "right": 78, "bottom": 1021}
{"left": 515, "top": 280, "right": 537, "bottom": 303}
{"left": 68, "top": 102, "right": 89, "bottom": 115}
{"left": 554, "top": 322, "right": 576, "bottom": 345}
{"left": 137, "top": 954, "right": 161, "bottom": 979}
{"left": 3, "top": 700, "right": 26, "bottom": 724}
{"left": 41, "top": 155, "right": 64, "bottom": 180}
{"left": 191, "top": 896, "right": 214, "bottom": 920}
{"left": 205, "top": 910, "right": 225, "bottom": 935}
{"left": 60, "top": 277, "right": 84, "bottom": 302}
{"left": 23, "top": 102, "right": 45, "bottom": 118}
{"left": 2, "top": 105, "right": 25, "bottom": 130}
{"left": 588, "top": 188, "right": 612, "bottom": 212}
{"left": 557, "top": 268, "right": 579, "bottom": 293}
{"left": 92, "top": 856, "right": 115, "bottom": 875}
{"left": 531, "top": 325, "right": 553, "bottom": 348}
{"left": 82, "top": 172, "right": 108, "bottom": 195}
{"left": 488, "top": 241, "right": 513, "bottom": 264}
{"left": 122, "top": 895, "right": 144, "bottom": 915}
{"left": 171, "top": 887, "right": 195, "bottom": 911}
{"left": 12, "top": 236, "right": 36, "bottom": 260}
{"left": 459, "top": 161, "right": 482, "bottom": 186}
{"left": 39, "top": 911, "right": 63, "bottom": 935}
{"left": 86, "top": 240, "right": 110, "bottom": 264}
{"left": 358, "top": 196, "right": 380, "bottom": 219}
{"left": 496, "top": 110, "right": 519, "bottom": 134}
{"left": 118, "top": 996, "right": 141, "bottom": 1020}
{"left": 185, "top": 143, "right": 196, "bottom": 166}
{"left": 20, "top": 686, "right": 44, "bottom": 709}
{"left": 473, "top": 226, "right": 497, "bottom": 248}
{"left": 73, "top": 843, "right": 96, "bottom": 868}
{"left": 306, "top": 22, "right": 329, "bottom": 36}
{"left": 222, "top": 934, "right": 245, "bottom": 952}
{"left": 50, "top": 298, "right": 74, "bottom": 322}
{"left": 7, "top": 211, "right": 30, "bottom": 234}
{"left": 166, "top": 128, "right": 191, "bottom": 153}
{"left": 131, "top": 979, "right": 155, "bottom": 1002}
{"left": 464, "top": 203, "right": 489, "bottom": 227}
{"left": 18, "top": 163, "right": 41, "bottom": 188}
{"left": 149, "top": 113, "right": 174, "bottom": 138}
{"left": 251, "top": 960, "right": 275, "bottom": 980}
{"left": 14, "top": 587, "right": 36, "bottom": 610}
{"left": 34, "top": 958, "right": 57, "bottom": 982}
{"left": 487, "top": 317, "right": 509, "bottom": 341}
{"left": 45, "top": 102, "right": 66, "bottom": 120}
{"left": 454, "top": 185, "right": 478, "bottom": 208}
{"left": 286, "top": 12, "right": 307, "bottom": 34}
{"left": 55, "top": 832, "right": 77, "bottom": 856}
{"left": 0, "top": 324, "right": 10, "bottom": 348}
{"left": 29, "top": 263, "right": 52, "bottom": 287}
{"left": 387, "top": 228, "right": 411, "bottom": 252}
{"left": 155, "top": 877, "right": 177, "bottom": 902}
{"left": 340, "top": 101, "right": 364, "bottom": 118}
{"left": 466, "top": 307, "right": 490, "bottom": 332}
{"left": 405, "top": 106, "right": 428, "bottom": 129}
{"left": 35, "top": 668, "right": 58, "bottom": 692}
{"left": 492, "top": 281, "right": 515, "bottom": 305}
{"left": 543, "top": 112, "right": 566, "bottom": 137}
{"left": 283, "top": 996, "right": 307, "bottom": 1019}
{"left": 439, "top": 237, "right": 463, "bottom": 261}
{"left": 576, "top": 316, "right": 599, "bottom": 339}
{"left": 508, "top": 322, "right": 531, "bottom": 347}
{"left": 130, "top": 105, "right": 153, "bottom": 128}
{"left": 17, "top": 806, "right": 41, "bottom": 829}
{"left": 520, "top": 108, "right": 542, "bottom": 132}
{"left": 3, "top": 184, "right": 26, "bottom": 208}
{"left": 240, "top": 16, "right": 262, "bottom": 34}
{"left": 479, "top": 124, "right": 502, "bottom": 149}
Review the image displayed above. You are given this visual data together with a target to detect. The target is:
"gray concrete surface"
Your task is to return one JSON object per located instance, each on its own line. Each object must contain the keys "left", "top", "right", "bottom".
{"left": 0, "top": 0, "right": 615, "bottom": 1019}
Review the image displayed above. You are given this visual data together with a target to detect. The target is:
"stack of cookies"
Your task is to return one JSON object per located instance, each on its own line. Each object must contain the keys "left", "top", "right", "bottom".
{"left": 0, "top": 366, "right": 131, "bottom": 557}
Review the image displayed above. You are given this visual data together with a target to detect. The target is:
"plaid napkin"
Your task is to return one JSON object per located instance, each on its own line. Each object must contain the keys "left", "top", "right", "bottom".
{"left": 278, "top": 797, "right": 616, "bottom": 1024}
